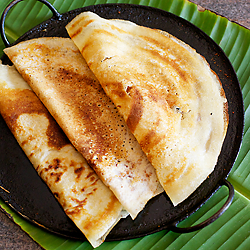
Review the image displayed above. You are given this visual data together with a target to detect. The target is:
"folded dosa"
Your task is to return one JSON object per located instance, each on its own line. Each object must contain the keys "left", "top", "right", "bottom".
{"left": 0, "top": 62, "right": 127, "bottom": 248}
{"left": 66, "top": 12, "right": 229, "bottom": 206}
{"left": 4, "top": 38, "right": 163, "bottom": 219}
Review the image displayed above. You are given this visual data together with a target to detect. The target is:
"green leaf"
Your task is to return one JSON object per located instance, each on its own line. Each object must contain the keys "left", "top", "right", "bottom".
{"left": 1, "top": 0, "right": 250, "bottom": 249}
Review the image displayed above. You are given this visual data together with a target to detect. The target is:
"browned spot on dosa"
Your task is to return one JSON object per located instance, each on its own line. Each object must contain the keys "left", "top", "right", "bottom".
{"left": 0, "top": 88, "right": 69, "bottom": 150}
{"left": 126, "top": 88, "right": 143, "bottom": 133}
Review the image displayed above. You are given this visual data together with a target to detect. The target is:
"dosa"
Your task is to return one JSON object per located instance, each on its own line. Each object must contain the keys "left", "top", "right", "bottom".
{"left": 0, "top": 62, "right": 127, "bottom": 248}
{"left": 4, "top": 38, "right": 163, "bottom": 219}
{"left": 66, "top": 12, "right": 229, "bottom": 206}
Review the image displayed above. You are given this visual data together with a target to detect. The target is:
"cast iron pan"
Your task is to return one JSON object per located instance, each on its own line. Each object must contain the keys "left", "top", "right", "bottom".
{"left": 0, "top": 0, "right": 244, "bottom": 242}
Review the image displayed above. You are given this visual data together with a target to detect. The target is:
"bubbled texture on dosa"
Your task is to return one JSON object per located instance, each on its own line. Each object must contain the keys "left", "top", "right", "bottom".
{"left": 4, "top": 38, "right": 163, "bottom": 219}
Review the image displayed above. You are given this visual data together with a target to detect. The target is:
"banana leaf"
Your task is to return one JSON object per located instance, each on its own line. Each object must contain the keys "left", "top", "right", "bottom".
{"left": 0, "top": 0, "right": 250, "bottom": 249}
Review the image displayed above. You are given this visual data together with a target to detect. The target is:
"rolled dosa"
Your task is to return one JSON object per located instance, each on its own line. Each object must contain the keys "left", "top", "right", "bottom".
{"left": 4, "top": 38, "right": 163, "bottom": 219}
{"left": 0, "top": 62, "right": 127, "bottom": 248}
{"left": 66, "top": 12, "right": 229, "bottom": 206}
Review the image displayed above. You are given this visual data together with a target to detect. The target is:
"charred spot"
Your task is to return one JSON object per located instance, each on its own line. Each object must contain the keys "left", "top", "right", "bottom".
{"left": 74, "top": 166, "right": 85, "bottom": 179}
{"left": 66, "top": 198, "right": 87, "bottom": 216}
{"left": 53, "top": 192, "right": 60, "bottom": 199}
{"left": 86, "top": 171, "right": 95, "bottom": 180}
{"left": 35, "top": 165, "right": 40, "bottom": 171}
{"left": 44, "top": 165, "right": 53, "bottom": 171}
{"left": 72, "top": 197, "right": 87, "bottom": 206}
{"left": 145, "top": 170, "right": 152, "bottom": 178}
{"left": 90, "top": 176, "right": 96, "bottom": 182}
{"left": 44, "top": 158, "right": 63, "bottom": 172}
{"left": 50, "top": 172, "right": 63, "bottom": 183}
{"left": 125, "top": 85, "right": 133, "bottom": 96}
{"left": 90, "top": 179, "right": 99, "bottom": 186}
{"left": 101, "top": 56, "right": 113, "bottom": 62}
{"left": 21, "top": 135, "right": 34, "bottom": 146}
{"left": 53, "top": 158, "right": 61, "bottom": 168}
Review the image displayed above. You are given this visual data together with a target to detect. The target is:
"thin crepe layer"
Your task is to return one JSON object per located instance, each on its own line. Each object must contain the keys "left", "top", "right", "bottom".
{"left": 0, "top": 62, "right": 127, "bottom": 248}
{"left": 4, "top": 38, "right": 163, "bottom": 219}
{"left": 66, "top": 12, "right": 228, "bottom": 206}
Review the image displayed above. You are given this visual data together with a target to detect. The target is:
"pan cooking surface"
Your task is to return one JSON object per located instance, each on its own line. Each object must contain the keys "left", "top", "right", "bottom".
{"left": 0, "top": 4, "right": 244, "bottom": 241}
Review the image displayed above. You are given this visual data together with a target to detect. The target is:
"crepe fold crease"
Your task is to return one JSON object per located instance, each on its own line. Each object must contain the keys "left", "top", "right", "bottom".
{"left": 66, "top": 12, "right": 229, "bottom": 206}
{"left": 0, "top": 62, "right": 128, "bottom": 248}
{"left": 4, "top": 38, "right": 163, "bottom": 219}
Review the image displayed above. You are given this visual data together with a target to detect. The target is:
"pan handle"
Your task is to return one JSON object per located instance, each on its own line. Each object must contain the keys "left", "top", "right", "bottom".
{"left": 170, "top": 179, "right": 234, "bottom": 233}
{"left": 1, "top": 0, "right": 62, "bottom": 47}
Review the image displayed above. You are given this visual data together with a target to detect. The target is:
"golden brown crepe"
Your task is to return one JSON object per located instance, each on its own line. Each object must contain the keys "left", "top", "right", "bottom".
{"left": 66, "top": 12, "right": 229, "bottom": 206}
{"left": 0, "top": 62, "right": 127, "bottom": 248}
{"left": 4, "top": 38, "right": 163, "bottom": 219}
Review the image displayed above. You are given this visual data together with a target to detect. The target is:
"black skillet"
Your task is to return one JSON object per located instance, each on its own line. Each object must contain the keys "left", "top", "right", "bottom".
{"left": 0, "top": 0, "right": 244, "bottom": 242}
